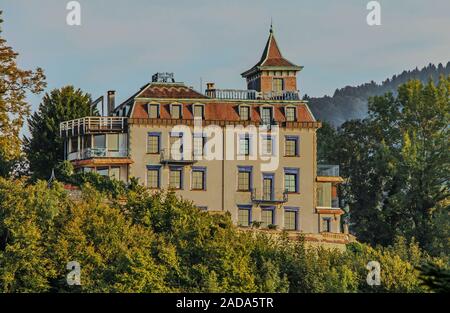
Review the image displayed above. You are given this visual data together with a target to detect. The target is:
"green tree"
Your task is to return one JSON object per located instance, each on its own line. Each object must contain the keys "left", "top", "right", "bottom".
{"left": 325, "top": 77, "right": 450, "bottom": 255}
{"left": 24, "top": 86, "right": 93, "bottom": 180}
{"left": 0, "top": 11, "right": 46, "bottom": 177}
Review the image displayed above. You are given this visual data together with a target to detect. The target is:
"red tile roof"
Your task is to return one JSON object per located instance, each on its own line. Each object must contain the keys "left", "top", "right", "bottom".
{"left": 131, "top": 101, "right": 315, "bottom": 122}
{"left": 242, "top": 27, "right": 301, "bottom": 76}
{"left": 137, "top": 83, "right": 208, "bottom": 99}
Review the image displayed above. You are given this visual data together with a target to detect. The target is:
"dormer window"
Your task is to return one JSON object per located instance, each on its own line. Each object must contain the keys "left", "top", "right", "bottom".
{"left": 148, "top": 104, "right": 159, "bottom": 118}
{"left": 239, "top": 105, "right": 250, "bottom": 121}
{"left": 260, "top": 106, "right": 273, "bottom": 125}
{"left": 285, "top": 106, "right": 296, "bottom": 122}
{"left": 171, "top": 104, "right": 182, "bottom": 119}
{"left": 193, "top": 104, "right": 204, "bottom": 119}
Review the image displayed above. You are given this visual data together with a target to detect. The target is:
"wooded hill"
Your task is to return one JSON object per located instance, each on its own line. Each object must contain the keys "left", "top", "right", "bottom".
{"left": 308, "top": 62, "right": 450, "bottom": 125}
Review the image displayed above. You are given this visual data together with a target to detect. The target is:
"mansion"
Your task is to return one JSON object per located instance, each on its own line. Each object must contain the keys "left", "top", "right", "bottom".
{"left": 60, "top": 26, "right": 351, "bottom": 244}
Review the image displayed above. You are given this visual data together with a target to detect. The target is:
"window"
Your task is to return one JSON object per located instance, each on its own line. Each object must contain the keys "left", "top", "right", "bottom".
{"left": 108, "top": 134, "right": 119, "bottom": 151}
{"left": 149, "top": 104, "right": 159, "bottom": 118}
{"left": 109, "top": 167, "right": 120, "bottom": 180}
{"left": 70, "top": 136, "right": 78, "bottom": 152}
{"left": 238, "top": 207, "right": 251, "bottom": 227}
{"left": 285, "top": 107, "right": 296, "bottom": 122}
{"left": 284, "top": 209, "right": 298, "bottom": 230}
{"left": 322, "top": 218, "right": 331, "bottom": 232}
{"left": 193, "top": 135, "right": 204, "bottom": 157}
{"left": 147, "top": 166, "right": 160, "bottom": 189}
{"left": 96, "top": 167, "right": 109, "bottom": 176}
{"left": 261, "top": 107, "right": 273, "bottom": 125}
{"left": 284, "top": 168, "right": 299, "bottom": 193}
{"left": 285, "top": 136, "right": 298, "bottom": 156}
{"left": 171, "top": 104, "right": 182, "bottom": 119}
{"left": 237, "top": 166, "right": 252, "bottom": 191}
{"left": 239, "top": 136, "right": 250, "bottom": 155}
{"left": 191, "top": 167, "right": 206, "bottom": 190}
{"left": 170, "top": 134, "right": 183, "bottom": 160}
{"left": 83, "top": 135, "right": 90, "bottom": 150}
{"left": 273, "top": 78, "right": 284, "bottom": 92}
{"left": 261, "top": 208, "right": 274, "bottom": 228}
{"left": 263, "top": 175, "right": 273, "bottom": 201}
{"left": 147, "top": 133, "right": 160, "bottom": 154}
{"left": 193, "top": 105, "right": 204, "bottom": 119}
{"left": 239, "top": 106, "right": 250, "bottom": 121}
{"left": 169, "top": 167, "right": 183, "bottom": 189}
{"left": 317, "top": 182, "right": 332, "bottom": 207}
{"left": 262, "top": 136, "right": 273, "bottom": 156}
{"left": 94, "top": 134, "right": 106, "bottom": 149}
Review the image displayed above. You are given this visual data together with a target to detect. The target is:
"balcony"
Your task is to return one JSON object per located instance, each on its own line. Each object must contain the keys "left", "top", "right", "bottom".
{"left": 205, "top": 89, "right": 300, "bottom": 101}
{"left": 317, "top": 165, "right": 340, "bottom": 177}
{"left": 60, "top": 116, "right": 127, "bottom": 137}
{"left": 251, "top": 188, "right": 288, "bottom": 204}
{"left": 67, "top": 148, "right": 128, "bottom": 161}
{"left": 159, "top": 148, "right": 197, "bottom": 165}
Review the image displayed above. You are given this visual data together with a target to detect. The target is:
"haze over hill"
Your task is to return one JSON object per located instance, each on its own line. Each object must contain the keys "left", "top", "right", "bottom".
{"left": 307, "top": 62, "right": 450, "bottom": 126}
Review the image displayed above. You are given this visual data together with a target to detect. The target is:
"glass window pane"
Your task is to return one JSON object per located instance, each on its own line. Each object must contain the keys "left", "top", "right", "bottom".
{"left": 285, "top": 173, "right": 297, "bottom": 192}
{"left": 169, "top": 169, "right": 182, "bottom": 189}
{"left": 96, "top": 167, "right": 109, "bottom": 176}
{"left": 322, "top": 218, "right": 331, "bottom": 232}
{"left": 147, "top": 169, "right": 159, "bottom": 188}
{"left": 261, "top": 210, "right": 273, "bottom": 228}
{"left": 261, "top": 107, "right": 272, "bottom": 125}
{"left": 172, "top": 105, "right": 181, "bottom": 119}
{"left": 284, "top": 211, "right": 297, "bottom": 230}
{"left": 192, "top": 170, "right": 204, "bottom": 190}
{"left": 238, "top": 171, "right": 250, "bottom": 191}
{"left": 149, "top": 104, "right": 159, "bottom": 118}
{"left": 147, "top": 135, "right": 159, "bottom": 153}
{"left": 240, "top": 106, "right": 249, "bottom": 120}
{"left": 70, "top": 136, "right": 78, "bottom": 152}
{"left": 193, "top": 105, "right": 203, "bottom": 118}
{"left": 239, "top": 137, "right": 250, "bottom": 155}
{"left": 94, "top": 134, "right": 106, "bottom": 149}
{"left": 193, "top": 137, "right": 203, "bottom": 157}
{"left": 285, "top": 139, "right": 296, "bottom": 156}
{"left": 238, "top": 209, "right": 250, "bottom": 227}
{"left": 263, "top": 137, "right": 272, "bottom": 155}
{"left": 285, "top": 107, "right": 296, "bottom": 121}
{"left": 273, "top": 78, "right": 284, "bottom": 92}
{"left": 109, "top": 167, "right": 120, "bottom": 180}
{"left": 108, "top": 134, "right": 119, "bottom": 151}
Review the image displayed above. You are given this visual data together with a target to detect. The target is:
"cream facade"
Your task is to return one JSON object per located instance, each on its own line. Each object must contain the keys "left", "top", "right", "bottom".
{"left": 59, "top": 27, "right": 348, "bottom": 240}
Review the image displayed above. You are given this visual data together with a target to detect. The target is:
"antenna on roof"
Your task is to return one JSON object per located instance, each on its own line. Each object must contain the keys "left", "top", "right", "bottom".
{"left": 270, "top": 17, "right": 273, "bottom": 33}
{"left": 200, "top": 77, "right": 203, "bottom": 93}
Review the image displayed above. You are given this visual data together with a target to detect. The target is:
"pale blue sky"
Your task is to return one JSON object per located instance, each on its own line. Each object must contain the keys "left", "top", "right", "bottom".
{"left": 2, "top": 0, "right": 450, "bottom": 125}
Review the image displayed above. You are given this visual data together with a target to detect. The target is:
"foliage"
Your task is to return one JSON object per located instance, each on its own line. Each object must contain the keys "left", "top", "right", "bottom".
{"left": 318, "top": 77, "right": 450, "bottom": 256}
{"left": 0, "top": 11, "right": 46, "bottom": 176}
{"left": 418, "top": 261, "right": 450, "bottom": 293}
{"left": 0, "top": 178, "right": 445, "bottom": 293}
{"left": 24, "top": 86, "right": 94, "bottom": 180}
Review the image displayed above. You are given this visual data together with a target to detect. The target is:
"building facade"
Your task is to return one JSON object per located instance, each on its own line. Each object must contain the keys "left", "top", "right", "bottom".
{"left": 60, "top": 27, "right": 347, "bottom": 238}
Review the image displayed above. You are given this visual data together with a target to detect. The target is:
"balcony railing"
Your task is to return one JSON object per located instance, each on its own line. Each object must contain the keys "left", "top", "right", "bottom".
{"left": 205, "top": 89, "right": 300, "bottom": 101}
{"left": 251, "top": 188, "right": 288, "bottom": 204}
{"left": 317, "top": 165, "right": 340, "bottom": 177}
{"left": 60, "top": 116, "right": 127, "bottom": 137}
{"left": 159, "top": 148, "right": 197, "bottom": 165}
{"left": 67, "top": 148, "right": 128, "bottom": 161}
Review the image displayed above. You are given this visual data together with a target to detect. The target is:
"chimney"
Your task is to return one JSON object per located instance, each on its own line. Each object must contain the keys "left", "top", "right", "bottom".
{"left": 206, "top": 82, "right": 215, "bottom": 91}
{"left": 107, "top": 90, "right": 115, "bottom": 116}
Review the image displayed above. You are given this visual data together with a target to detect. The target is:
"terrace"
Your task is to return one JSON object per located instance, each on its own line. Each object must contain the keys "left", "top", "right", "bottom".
{"left": 205, "top": 88, "right": 301, "bottom": 101}
{"left": 60, "top": 116, "right": 127, "bottom": 137}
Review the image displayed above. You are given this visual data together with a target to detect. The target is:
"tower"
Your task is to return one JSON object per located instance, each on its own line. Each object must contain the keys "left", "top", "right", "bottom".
{"left": 241, "top": 24, "right": 303, "bottom": 94}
